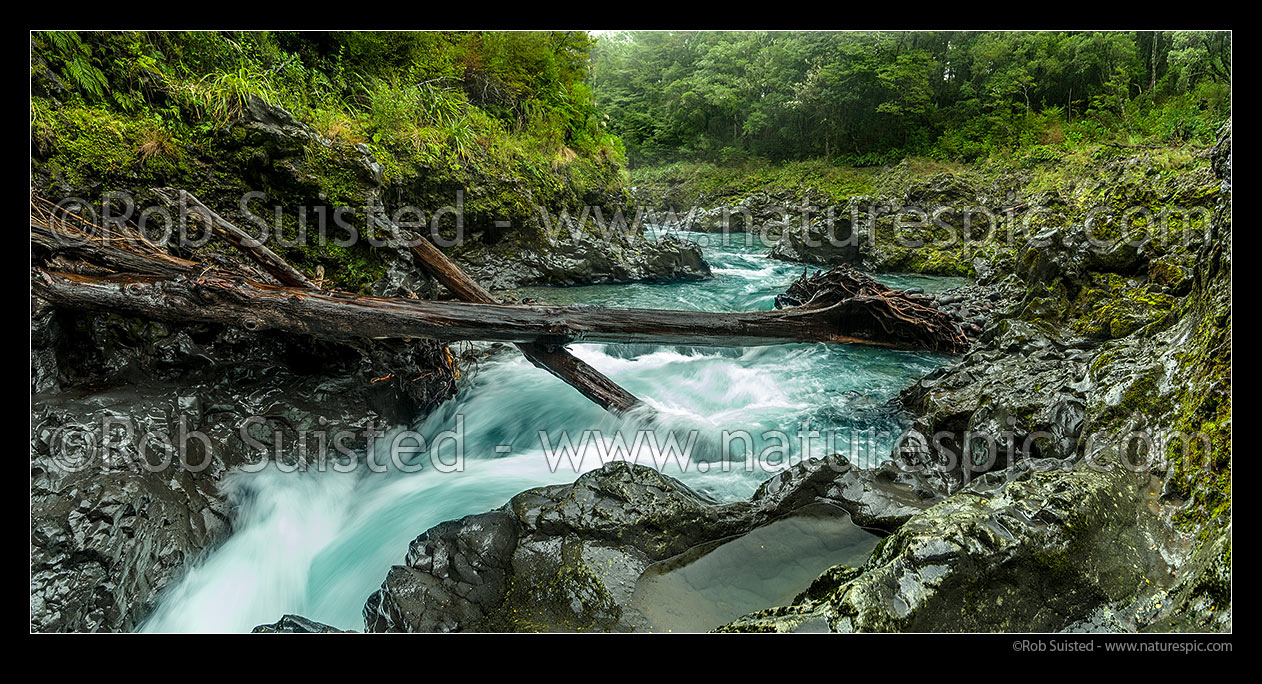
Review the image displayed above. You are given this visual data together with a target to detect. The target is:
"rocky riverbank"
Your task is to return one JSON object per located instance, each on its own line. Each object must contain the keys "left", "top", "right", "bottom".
{"left": 30, "top": 307, "right": 458, "bottom": 632}
{"left": 360, "top": 458, "right": 942, "bottom": 632}
{"left": 456, "top": 231, "right": 709, "bottom": 291}
{"left": 632, "top": 144, "right": 1220, "bottom": 284}
{"left": 30, "top": 85, "right": 1229, "bottom": 633}
{"left": 745, "top": 127, "right": 1231, "bottom": 631}
{"left": 360, "top": 128, "right": 1231, "bottom": 633}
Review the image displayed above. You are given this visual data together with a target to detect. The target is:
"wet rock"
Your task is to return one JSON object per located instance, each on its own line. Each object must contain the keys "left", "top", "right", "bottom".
{"left": 29, "top": 94, "right": 520, "bottom": 632}
{"left": 31, "top": 432, "right": 232, "bottom": 633}
{"left": 1147, "top": 258, "right": 1192, "bottom": 296}
{"left": 364, "top": 457, "right": 934, "bottom": 632}
{"left": 370, "top": 255, "right": 439, "bottom": 301}
{"left": 897, "top": 318, "right": 1090, "bottom": 492}
{"left": 1017, "top": 225, "right": 1093, "bottom": 290}
{"left": 1084, "top": 237, "right": 1148, "bottom": 275}
{"left": 364, "top": 463, "right": 740, "bottom": 632}
{"left": 751, "top": 457, "right": 941, "bottom": 533}
{"left": 455, "top": 225, "right": 711, "bottom": 290}
{"left": 720, "top": 460, "right": 1156, "bottom": 632}
{"left": 904, "top": 172, "right": 978, "bottom": 207}
{"left": 234, "top": 96, "right": 383, "bottom": 211}
{"left": 767, "top": 211, "right": 864, "bottom": 266}
{"left": 251, "top": 614, "right": 350, "bottom": 633}
{"left": 1137, "top": 524, "right": 1231, "bottom": 632}
{"left": 30, "top": 307, "right": 456, "bottom": 632}
{"left": 240, "top": 95, "right": 316, "bottom": 154}
{"left": 627, "top": 503, "right": 877, "bottom": 632}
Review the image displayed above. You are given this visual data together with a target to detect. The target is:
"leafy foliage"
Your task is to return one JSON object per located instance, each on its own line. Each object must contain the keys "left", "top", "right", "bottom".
{"left": 31, "top": 30, "right": 627, "bottom": 178}
{"left": 30, "top": 30, "right": 1230, "bottom": 202}
{"left": 592, "top": 31, "right": 1231, "bottom": 165}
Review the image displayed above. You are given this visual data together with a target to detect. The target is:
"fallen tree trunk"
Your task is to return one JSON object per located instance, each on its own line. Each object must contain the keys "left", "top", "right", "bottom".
{"left": 33, "top": 268, "right": 966, "bottom": 352}
{"left": 32, "top": 193, "right": 968, "bottom": 417}
{"left": 33, "top": 190, "right": 647, "bottom": 414}
{"left": 162, "top": 189, "right": 642, "bottom": 414}
{"left": 505, "top": 343, "right": 645, "bottom": 414}
{"left": 31, "top": 196, "right": 200, "bottom": 278}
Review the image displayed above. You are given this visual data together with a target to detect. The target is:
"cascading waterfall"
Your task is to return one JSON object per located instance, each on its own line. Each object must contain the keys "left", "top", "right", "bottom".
{"left": 140, "top": 230, "right": 965, "bottom": 633}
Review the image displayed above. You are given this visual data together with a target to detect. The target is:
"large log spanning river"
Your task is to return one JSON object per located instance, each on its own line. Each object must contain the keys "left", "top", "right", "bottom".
{"left": 140, "top": 229, "right": 967, "bottom": 632}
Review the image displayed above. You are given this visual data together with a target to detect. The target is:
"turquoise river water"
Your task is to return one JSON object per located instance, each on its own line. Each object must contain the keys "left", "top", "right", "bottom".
{"left": 140, "top": 229, "right": 965, "bottom": 632}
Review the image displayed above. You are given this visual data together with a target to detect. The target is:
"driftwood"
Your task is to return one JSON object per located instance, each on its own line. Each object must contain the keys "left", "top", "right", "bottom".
{"left": 31, "top": 196, "right": 200, "bottom": 277}
{"left": 777, "top": 266, "right": 968, "bottom": 353}
{"left": 33, "top": 191, "right": 647, "bottom": 414}
{"left": 152, "top": 188, "right": 317, "bottom": 289}
{"left": 31, "top": 192, "right": 970, "bottom": 417}
{"left": 164, "top": 190, "right": 642, "bottom": 413}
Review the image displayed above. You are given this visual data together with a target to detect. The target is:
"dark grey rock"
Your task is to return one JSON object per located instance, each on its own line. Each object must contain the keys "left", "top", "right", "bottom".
{"left": 30, "top": 307, "right": 456, "bottom": 633}
{"left": 720, "top": 460, "right": 1155, "bottom": 632}
{"left": 455, "top": 224, "right": 711, "bottom": 290}
{"left": 251, "top": 614, "right": 350, "bottom": 633}
{"left": 752, "top": 457, "right": 941, "bottom": 533}
{"left": 363, "top": 456, "right": 931, "bottom": 633}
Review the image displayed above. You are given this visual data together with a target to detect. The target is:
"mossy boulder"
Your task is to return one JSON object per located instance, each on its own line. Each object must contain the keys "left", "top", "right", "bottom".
{"left": 720, "top": 460, "right": 1153, "bottom": 632}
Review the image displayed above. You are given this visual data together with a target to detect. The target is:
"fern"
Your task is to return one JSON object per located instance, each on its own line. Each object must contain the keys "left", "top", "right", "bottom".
{"left": 40, "top": 31, "right": 110, "bottom": 101}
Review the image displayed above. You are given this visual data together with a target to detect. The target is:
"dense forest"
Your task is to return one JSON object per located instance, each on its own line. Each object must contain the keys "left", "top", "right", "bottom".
{"left": 592, "top": 31, "right": 1231, "bottom": 165}
{"left": 27, "top": 29, "right": 1235, "bottom": 288}
{"left": 30, "top": 31, "right": 637, "bottom": 292}
{"left": 31, "top": 31, "right": 1232, "bottom": 185}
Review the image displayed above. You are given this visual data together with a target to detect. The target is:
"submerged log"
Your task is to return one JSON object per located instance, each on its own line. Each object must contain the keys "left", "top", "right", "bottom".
{"left": 33, "top": 268, "right": 966, "bottom": 352}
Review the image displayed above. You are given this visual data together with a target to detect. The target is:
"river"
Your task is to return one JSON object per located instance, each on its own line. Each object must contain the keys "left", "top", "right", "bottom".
{"left": 139, "top": 229, "right": 966, "bottom": 632}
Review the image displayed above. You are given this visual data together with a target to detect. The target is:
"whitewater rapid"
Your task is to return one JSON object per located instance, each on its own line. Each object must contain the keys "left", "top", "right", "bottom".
{"left": 140, "top": 230, "right": 963, "bottom": 632}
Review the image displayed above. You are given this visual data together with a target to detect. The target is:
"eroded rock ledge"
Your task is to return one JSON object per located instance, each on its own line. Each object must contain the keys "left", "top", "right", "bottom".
{"left": 362, "top": 458, "right": 938, "bottom": 632}
{"left": 458, "top": 231, "right": 711, "bottom": 291}
{"left": 720, "top": 460, "right": 1155, "bottom": 632}
{"left": 30, "top": 306, "right": 457, "bottom": 632}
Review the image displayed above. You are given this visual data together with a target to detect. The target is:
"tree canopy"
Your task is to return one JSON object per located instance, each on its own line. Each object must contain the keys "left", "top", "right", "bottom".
{"left": 592, "top": 30, "right": 1231, "bottom": 165}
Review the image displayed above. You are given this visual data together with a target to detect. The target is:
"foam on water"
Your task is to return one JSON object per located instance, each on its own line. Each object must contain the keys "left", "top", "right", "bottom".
{"left": 140, "top": 229, "right": 962, "bottom": 632}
